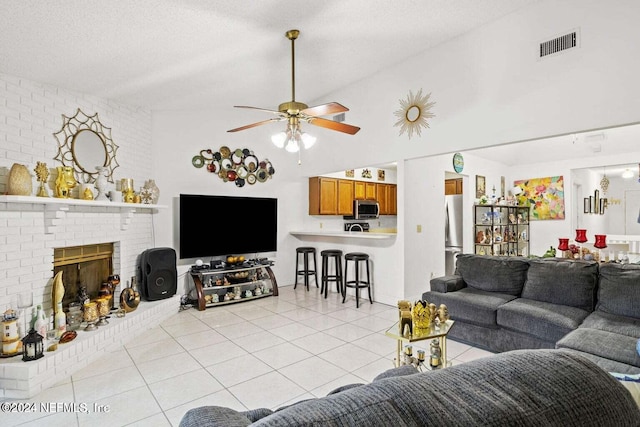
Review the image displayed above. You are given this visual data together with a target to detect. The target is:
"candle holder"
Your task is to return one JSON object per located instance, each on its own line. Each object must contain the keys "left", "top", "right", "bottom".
{"left": 83, "top": 302, "right": 98, "bottom": 331}
{"left": 558, "top": 238, "right": 570, "bottom": 251}
{"left": 95, "top": 298, "right": 110, "bottom": 326}
{"left": 575, "top": 229, "right": 588, "bottom": 243}
{"left": 22, "top": 328, "right": 44, "bottom": 361}
{"left": 594, "top": 235, "right": 607, "bottom": 249}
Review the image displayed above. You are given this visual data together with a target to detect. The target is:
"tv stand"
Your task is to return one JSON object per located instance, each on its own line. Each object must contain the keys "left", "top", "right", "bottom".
{"left": 189, "top": 260, "right": 278, "bottom": 310}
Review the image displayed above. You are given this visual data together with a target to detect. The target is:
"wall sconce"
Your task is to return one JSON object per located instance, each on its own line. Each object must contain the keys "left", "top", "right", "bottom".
{"left": 22, "top": 328, "right": 44, "bottom": 361}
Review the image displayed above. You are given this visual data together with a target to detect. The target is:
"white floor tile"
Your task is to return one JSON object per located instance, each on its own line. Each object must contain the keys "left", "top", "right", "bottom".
{"left": 228, "top": 371, "right": 307, "bottom": 409}
{"left": 278, "top": 356, "right": 349, "bottom": 391}
{"left": 199, "top": 311, "right": 246, "bottom": 328}
{"left": 318, "top": 343, "right": 382, "bottom": 373}
{"left": 149, "top": 369, "right": 225, "bottom": 411}
{"left": 174, "top": 328, "right": 228, "bottom": 350}
{"left": 269, "top": 322, "right": 319, "bottom": 341}
{"left": 279, "top": 307, "right": 324, "bottom": 322}
{"left": 163, "top": 319, "right": 211, "bottom": 337}
{"left": 351, "top": 331, "right": 397, "bottom": 356}
{"left": 248, "top": 313, "right": 294, "bottom": 330}
{"left": 326, "top": 308, "right": 371, "bottom": 322}
{"left": 351, "top": 357, "right": 398, "bottom": 382}
{"left": 233, "top": 330, "right": 287, "bottom": 353}
{"left": 74, "top": 365, "right": 146, "bottom": 403}
{"left": 291, "top": 331, "right": 345, "bottom": 354}
{"left": 205, "top": 353, "right": 274, "bottom": 388}
{"left": 349, "top": 314, "right": 397, "bottom": 333}
{"left": 126, "top": 413, "right": 172, "bottom": 427}
{"left": 231, "top": 305, "right": 277, "bottom": 321}
{"left": 188, "top": 340, "right": 248, "bottom": 367}
{"left": 76, "top": 385, "right": 162, "bottom": 426}
{"left": 126, "top": 337, "right": 186, "bottom": 365}
{"left": 72, "top": 348, "right": 134, "bottom": 382}
{"left": 124, "top": 325, "right": 173, "bottom": 348}
{"left": 297, "top": 314, "right": 345, "bottom": 331}
{"left": 215, "top": 321, "right": 265, "bottom": 339}
{"left": 253, "top": 341, "right": 313, "bottom": 370}
{"left": 323, "top": 322, "right": 374, "bottom": 342}
{"left": 137, "top": 351, "right": 201, "bottom": 384}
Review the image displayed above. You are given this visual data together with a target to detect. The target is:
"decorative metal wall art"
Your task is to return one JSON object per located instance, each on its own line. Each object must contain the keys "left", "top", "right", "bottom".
{"left": 394, "top": 89, "right": 436, "bottom": 139}
{"left": 53, "top": 109, "right": 119, "bottom": 184}
{"left": 192, "top": 146, "right": 274, "bottom": 187}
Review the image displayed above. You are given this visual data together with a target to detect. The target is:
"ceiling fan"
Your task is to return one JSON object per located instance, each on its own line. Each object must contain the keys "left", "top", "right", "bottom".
{"left": 227, "top": 29, "right": 360, "bottom": 152}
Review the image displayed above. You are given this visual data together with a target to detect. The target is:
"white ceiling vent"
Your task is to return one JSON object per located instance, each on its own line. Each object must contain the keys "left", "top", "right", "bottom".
{"left": 539, "top": 29, "right": 579, "bottom": 59}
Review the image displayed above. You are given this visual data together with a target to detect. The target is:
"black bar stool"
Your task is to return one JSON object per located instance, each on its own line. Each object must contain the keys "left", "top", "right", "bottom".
{"left": 320, "top": 249, "right": 343, "bottom": 299}
{"left": 343, "top": 252, "right": 372, "bottom": 308}
{"left": 294, "top": 247, "right": 318, "bottom": 291}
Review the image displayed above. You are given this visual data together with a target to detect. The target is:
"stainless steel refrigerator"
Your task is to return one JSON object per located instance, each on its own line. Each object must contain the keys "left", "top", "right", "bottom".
{"left": 445, "top": 195, "right": 463, "bottom": 275}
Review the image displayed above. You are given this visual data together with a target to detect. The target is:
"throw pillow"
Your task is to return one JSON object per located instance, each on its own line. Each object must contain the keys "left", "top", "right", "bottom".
{"left": 610, "top": 372, "right": 640, "bottom": 408}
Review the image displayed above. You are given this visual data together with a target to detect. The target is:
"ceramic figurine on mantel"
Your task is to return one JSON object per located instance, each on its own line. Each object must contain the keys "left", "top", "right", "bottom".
{"left": 94, "top": 166, "right": 110, "bottom": 201}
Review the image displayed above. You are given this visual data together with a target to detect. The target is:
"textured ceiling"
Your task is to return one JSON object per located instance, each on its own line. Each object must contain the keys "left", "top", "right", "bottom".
{"left": 0, "top": 0, "right": 539, "bottom": 111}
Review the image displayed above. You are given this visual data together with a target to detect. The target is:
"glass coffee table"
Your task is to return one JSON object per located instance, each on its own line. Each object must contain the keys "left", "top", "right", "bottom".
{"left": 385, "top": 320, "right": 454, "bottom": 369}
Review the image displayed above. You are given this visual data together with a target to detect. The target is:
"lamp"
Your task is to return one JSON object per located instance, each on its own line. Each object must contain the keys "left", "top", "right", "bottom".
{"left": 271, "top": 119, "right": 316, "bottom": 153}
{"left": 22, "top": 327, "right": 44, "bottom": 361}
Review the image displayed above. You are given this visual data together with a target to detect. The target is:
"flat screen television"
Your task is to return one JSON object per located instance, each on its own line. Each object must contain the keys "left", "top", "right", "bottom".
{"left": 179, "top": 194, "right": 278, "bottom": 259}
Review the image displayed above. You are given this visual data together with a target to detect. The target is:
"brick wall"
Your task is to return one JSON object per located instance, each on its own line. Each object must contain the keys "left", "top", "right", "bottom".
{"left": 0, "top": 72, "right": 156, "bottom": 315}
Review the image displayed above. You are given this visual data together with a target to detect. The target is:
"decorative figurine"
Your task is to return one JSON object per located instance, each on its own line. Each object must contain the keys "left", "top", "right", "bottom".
{"left": 398, "top": 300, "right": 413, "bottom": 337}
{"left": 54, "top": 166, "right": 77, "bottom": 198}
{"left": 94, "top": 166, "right": 110, "bottom": 200}
{"left": 412, "top": 300, "right": 431, "bottom": 330}
{"left": 7, "top": 163, "right": 33, "bottom": 196}
{"left": 34, "top": 162, "right": 50, "bottom": 197}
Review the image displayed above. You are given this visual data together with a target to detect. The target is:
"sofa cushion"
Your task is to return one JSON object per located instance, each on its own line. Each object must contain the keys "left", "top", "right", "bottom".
{"left": 455, "top": 254, "right": 530, "bottom": 295}
{"left": 521, "top": 258, "right": 598, "bottom": 311}
{"left": 497, "top": 298, "right": 590, "bottom": 343}
{"left": 424, "top": 288, "right": 516, "bottom": 328}
{"left": 596, "top": 263, "right": 640, "bottom": 319}
{"left": 580, "top": 311, "right": 640, "bottom": 339}
{"left": 557, "top": 328, "right": 640, "bottom": 368}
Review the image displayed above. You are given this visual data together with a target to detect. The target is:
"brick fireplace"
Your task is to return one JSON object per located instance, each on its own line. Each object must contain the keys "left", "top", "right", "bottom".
{"left": 0, "top": 198, "right": 177, "bottom": 399}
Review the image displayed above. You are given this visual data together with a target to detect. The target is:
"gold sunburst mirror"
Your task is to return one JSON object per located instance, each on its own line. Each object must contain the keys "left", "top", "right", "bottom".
{"left": 53, "top": 109, "right": 119, "bottom": 184}
{"left": 393, "top": 89, "right": 435, "bottom": 139}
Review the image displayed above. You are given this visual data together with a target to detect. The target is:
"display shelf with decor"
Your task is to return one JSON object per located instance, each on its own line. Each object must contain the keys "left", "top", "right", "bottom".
{"left": 474, "top": 205, "right": 529, "bottom": 257}
{"left": 189, "top": 260, "right": 278, "bottom": 311}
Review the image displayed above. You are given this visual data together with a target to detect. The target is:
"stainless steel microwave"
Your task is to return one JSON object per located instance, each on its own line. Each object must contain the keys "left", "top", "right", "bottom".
{"left": 353, "top": 199, "right": 379, "bottom": 219}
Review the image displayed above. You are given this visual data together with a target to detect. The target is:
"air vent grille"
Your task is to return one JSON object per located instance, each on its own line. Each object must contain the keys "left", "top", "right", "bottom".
{"left": 540, "top": 31, "right": 578, "bottom": 58}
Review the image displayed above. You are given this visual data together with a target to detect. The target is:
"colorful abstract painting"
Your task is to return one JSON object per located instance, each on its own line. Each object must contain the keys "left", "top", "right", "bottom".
{"left": 513, "top": 176, "right": 565, "bottom": 220}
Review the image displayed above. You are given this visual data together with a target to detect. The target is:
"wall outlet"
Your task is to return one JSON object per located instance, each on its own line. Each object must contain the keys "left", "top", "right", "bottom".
{"left": 417, "top": 224, "right": 422, "bottom": 233}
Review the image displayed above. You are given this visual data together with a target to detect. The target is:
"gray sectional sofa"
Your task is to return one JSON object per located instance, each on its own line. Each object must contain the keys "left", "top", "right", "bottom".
{"left": 180, "top": 349, "right": 640, "bottom": 426}
{"left": 424, "top": 254, "right": 640, "bottom": 374}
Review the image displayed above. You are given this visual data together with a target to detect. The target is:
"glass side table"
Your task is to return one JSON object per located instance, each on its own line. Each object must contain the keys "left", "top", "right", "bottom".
{"left": 385, "top": 320, "right": 455, "bottom": 369}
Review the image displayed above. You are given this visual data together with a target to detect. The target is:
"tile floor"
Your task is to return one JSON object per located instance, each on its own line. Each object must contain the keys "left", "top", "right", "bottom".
{"left": 5, "top": 285, "right": 494, "bottom": 427}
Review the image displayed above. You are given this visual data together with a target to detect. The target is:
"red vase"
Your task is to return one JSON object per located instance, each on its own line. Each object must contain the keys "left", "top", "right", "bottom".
{"left": 558, "top": 238, "right": 570, "bottom": 251}
{"left": 575, "top": 229, "right": 588, "bottom": 243}
{"left": 594, "top": 235, "right": 607, "bottom": 249}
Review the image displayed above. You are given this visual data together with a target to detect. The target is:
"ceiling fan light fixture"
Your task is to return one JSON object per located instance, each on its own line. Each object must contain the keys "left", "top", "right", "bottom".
{"left": 300, "top": 130, "right": 316, "bottom": 149}
{"left": 622, "top": 168, "right": 634, "bottom": 179}
{"left": 271, "top": 131, "right": 287, "bottom": 148}
{"left": 285, "top": 138, "right": 300, "bottom": 153}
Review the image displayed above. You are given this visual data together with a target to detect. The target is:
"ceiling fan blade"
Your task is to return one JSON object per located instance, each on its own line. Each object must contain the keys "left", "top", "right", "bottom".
{"left": 301, "top": 102, "right": 349, "bottom": 117}
{"left": 233, "top": 105, "right": 283, "bottom": 115}
{"left": 307, "top": 117, "right": 361, "bottom": 135}
{"left": 227, "top": 118, "right": 282, "bottom": 133}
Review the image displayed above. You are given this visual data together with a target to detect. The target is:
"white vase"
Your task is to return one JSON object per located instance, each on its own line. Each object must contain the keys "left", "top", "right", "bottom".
{"left": 141, "top": 179, "right": 160, "bottom": 204}
{"left": 94, "top": 166, "right": 109, "bottom": 201}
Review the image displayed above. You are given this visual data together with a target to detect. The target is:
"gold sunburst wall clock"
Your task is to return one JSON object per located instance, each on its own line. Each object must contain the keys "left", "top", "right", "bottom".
{"left": 393, "top": 89, "right": 435, "bottom": 139}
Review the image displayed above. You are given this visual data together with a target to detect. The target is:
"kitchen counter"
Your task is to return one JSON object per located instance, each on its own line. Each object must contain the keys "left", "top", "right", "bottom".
{"left": 290, "top": 230, "right": 397, "bottom": 240}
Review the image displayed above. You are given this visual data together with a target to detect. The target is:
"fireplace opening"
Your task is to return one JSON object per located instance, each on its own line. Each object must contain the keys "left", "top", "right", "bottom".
{"left": 53, "top": 243, "right": 114, "bottom": 309}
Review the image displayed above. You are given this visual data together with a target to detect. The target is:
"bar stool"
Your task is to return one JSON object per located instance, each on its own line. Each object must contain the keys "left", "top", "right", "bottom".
{"left": 343, "top": 252, "right": 372, "bottom": 308}
{"left": 320, "top": 249, "right": 343, "bottom": 299}
{"left": 294, "top": 247, "right": 318, "bottom": 291}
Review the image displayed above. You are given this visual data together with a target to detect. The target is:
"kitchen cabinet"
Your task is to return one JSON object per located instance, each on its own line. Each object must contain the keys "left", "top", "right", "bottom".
{"left": 310, "top": 177, "right": 396, "bottom": 216}
{"left": 309, "top": 177, "right": 354, "bottom": 215}
{"left": 337, "top": 179, "right": 354, "bottom": 215}
{"left": 445, "top": 178, "right": 463, "bottom": 195}
{"left": 474, "top": 205, "right": 530, "bottom": 257}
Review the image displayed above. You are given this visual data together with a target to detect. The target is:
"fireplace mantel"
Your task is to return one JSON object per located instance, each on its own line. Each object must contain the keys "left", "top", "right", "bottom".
{"left": 0, "top": 195, "right": 166, "bottom": 233}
